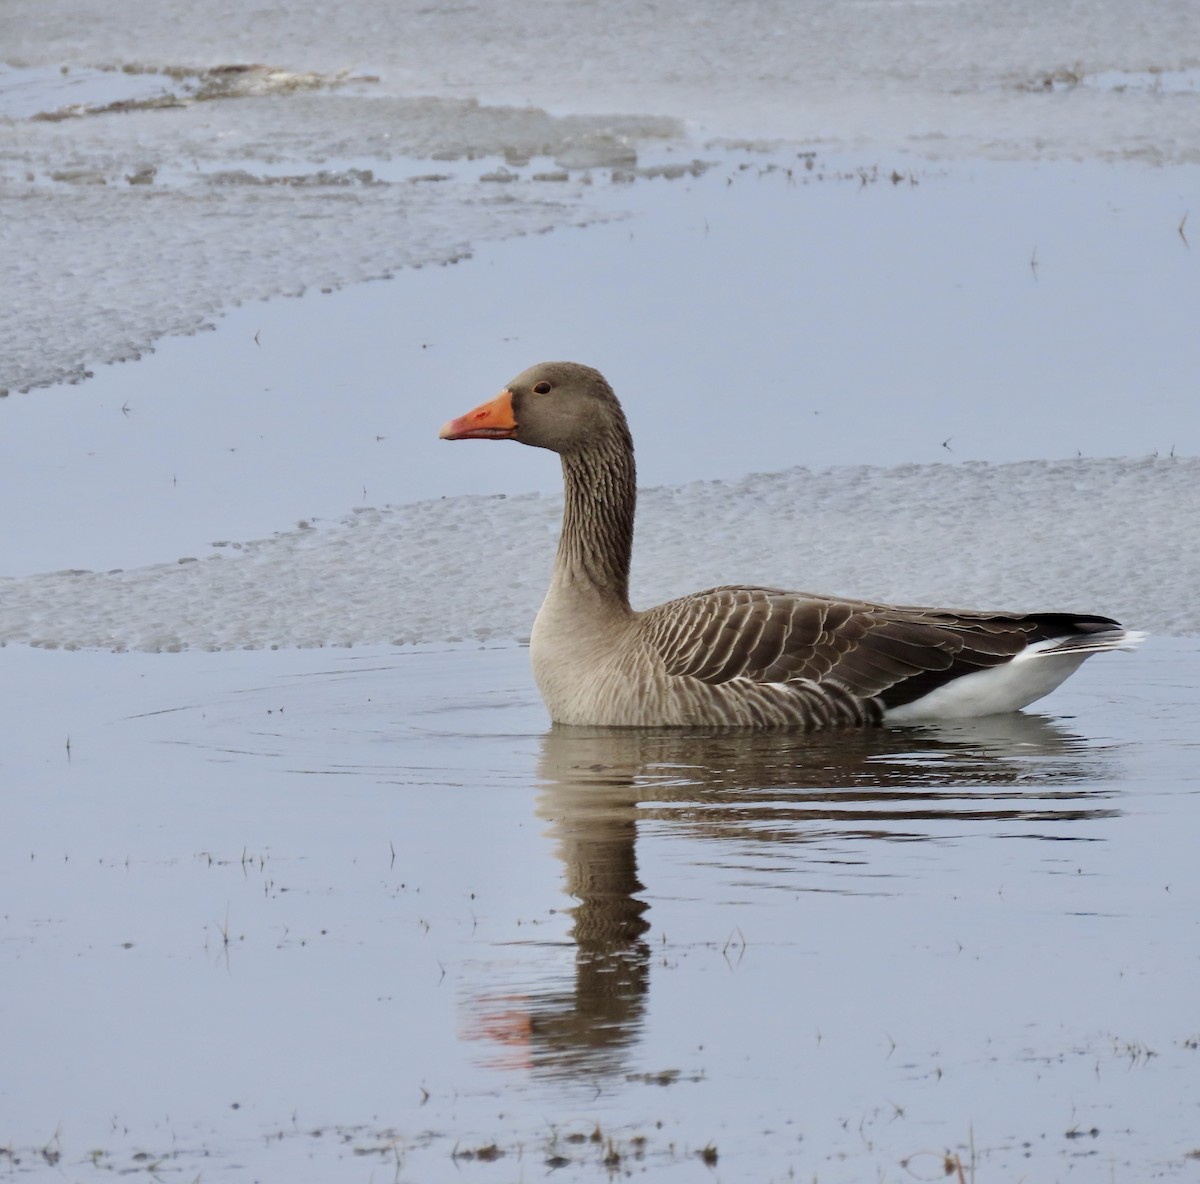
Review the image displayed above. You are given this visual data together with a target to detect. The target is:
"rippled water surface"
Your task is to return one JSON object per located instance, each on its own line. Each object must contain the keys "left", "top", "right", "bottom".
{"left": 4, "top": 639, "right": 1197, "bottom": 1181}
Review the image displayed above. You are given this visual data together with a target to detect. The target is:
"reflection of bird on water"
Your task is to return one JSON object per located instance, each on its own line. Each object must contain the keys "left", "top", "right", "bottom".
{"left": 460, "top": 715, "right": 1120, "bottom": 1079}
{"left": 543, "top": 712, "right": 1121, "bottom": 842}
{"left": 460, "top": 745, "right": 651, "bottom": 1078}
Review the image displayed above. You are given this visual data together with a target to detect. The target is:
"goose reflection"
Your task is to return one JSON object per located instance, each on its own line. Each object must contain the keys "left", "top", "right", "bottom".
{"left": 462, "top": 714, "right": 1119, "bottom": 1078}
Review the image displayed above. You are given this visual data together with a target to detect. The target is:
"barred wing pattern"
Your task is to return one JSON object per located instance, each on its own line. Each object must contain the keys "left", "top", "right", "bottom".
{"left": 638, "top": 585, "right": 1114, "bottom": 713}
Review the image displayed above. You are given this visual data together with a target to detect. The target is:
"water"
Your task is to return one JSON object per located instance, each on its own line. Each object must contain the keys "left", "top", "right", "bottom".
{"left": 2, "top": 3, "right": 1198, "bottom": 1179}
{"left": 1, "top": 155, "right": 1196, "bottom": 581}
{"left": 3, "top": 639, "right": 1197, "bottom": 1181}
{"left": 3, "top": 0, "right": 1199, "bottom": 398}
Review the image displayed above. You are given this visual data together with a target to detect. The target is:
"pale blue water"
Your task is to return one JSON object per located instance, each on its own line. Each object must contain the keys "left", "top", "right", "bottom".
{"left": 2, "top": 3, "right": 1198, "bottom": 1180}
{"left": 2, "top": 638, "right": 1197, "bottom": 1181}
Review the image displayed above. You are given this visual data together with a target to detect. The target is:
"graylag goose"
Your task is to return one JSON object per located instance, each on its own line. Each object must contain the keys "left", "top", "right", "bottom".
{"left": 439, "top": 361, "right": 1140, "bottom": 729}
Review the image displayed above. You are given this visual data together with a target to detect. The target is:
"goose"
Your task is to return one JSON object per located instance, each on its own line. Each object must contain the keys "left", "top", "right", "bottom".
{"left": 439, "top": 361, "right": 1141, "bottom": 729}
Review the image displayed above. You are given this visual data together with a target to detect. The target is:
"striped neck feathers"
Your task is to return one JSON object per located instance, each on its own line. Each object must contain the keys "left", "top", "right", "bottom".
{"left": 556, "top": 428, "right": 636, "bottom": 607}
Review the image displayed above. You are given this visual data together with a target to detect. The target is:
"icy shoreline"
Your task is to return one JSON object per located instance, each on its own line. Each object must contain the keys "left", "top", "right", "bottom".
{"left": 4, "top": 454, "right": 1193, "bottom": 651}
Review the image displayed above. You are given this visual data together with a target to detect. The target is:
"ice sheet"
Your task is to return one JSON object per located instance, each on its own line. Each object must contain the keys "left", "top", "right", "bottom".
{"left": 5, "top": 0, "right": 1199, "bottom": 160}
{"left": 2, "top": 454, "right": 1195, "bottom": 652}
{"left": 1, "top": 151, "right": 1196, "bottom": 586}
{"left": 4, "top": 0, "right": 1200, "bottom": 396}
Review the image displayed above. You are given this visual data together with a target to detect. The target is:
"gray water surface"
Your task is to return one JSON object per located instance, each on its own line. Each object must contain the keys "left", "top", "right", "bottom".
{"left": 3, "top": 638, "right": 1196, "bottom": 1181}
{"left": 3, "top": 5, "right": 1197, "bottom": 1179}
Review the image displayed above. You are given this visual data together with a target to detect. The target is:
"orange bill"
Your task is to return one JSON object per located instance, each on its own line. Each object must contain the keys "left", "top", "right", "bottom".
{"left": 438, "top": 389, "right": 517, "bottom": 440}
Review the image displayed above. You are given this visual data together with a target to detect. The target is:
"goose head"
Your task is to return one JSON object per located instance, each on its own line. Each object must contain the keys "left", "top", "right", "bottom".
{"left": 439, "top": 361, "right": 630, "bottom": 455}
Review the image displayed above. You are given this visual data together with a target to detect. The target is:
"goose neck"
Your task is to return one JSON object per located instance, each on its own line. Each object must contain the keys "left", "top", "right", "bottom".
{"left": 555, "top": 436, "right": 636, "bottom": 607}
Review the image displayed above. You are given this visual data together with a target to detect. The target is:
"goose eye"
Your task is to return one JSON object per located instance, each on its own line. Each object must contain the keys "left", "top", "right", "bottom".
{"left": 532, "top": 381, "right": 552, "bottom": 394}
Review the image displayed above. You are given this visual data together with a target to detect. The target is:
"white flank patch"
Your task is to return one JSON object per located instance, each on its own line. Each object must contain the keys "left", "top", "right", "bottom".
{"left": 885, "top": 629, "right": 1145, "bottom": 722}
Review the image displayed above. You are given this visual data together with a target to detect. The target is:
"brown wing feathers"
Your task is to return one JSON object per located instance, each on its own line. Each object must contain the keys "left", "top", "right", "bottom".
{"left": 643, "top": 586, "right": 1123, "bottom": 711}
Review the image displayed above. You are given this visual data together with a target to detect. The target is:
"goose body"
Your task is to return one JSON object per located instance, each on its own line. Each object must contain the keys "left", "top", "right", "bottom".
{"left": 440, "top": 362, "right": 1140, "bottom": 729}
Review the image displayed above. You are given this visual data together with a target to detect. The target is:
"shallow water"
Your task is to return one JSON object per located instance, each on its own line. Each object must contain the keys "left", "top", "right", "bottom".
{"left": 4, "top": 4, "right": 1199, "bottom": 1179}
{"left": 5, "top": 0, "right": 1200, "bottom": 401}
{"left": 3, "top": 637, "right": 1197, "bottom": 1181}
{"left": 2, "top": 150, "right": 1197, "bottom": 584}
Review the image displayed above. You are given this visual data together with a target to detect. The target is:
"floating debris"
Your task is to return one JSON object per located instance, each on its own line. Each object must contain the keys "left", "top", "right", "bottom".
{"left": 28, "top": 62, "right": 377, "bottom": 121}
